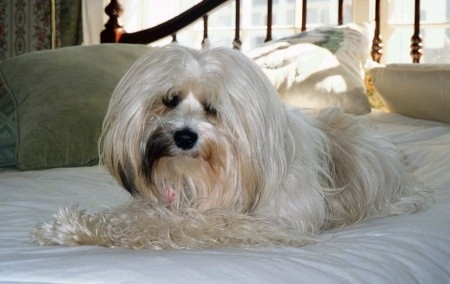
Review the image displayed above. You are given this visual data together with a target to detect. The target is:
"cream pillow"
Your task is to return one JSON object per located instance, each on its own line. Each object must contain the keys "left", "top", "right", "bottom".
{"left": 246, "top": 23, "right": 373, "bottom": 115}
{"left": 370, "top": 64, "right": 450, "bottom": 123}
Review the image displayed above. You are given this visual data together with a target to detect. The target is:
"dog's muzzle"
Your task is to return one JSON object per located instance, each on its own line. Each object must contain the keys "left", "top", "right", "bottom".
{"left": 174, "top": 128, "right": 198, "bottom": 150}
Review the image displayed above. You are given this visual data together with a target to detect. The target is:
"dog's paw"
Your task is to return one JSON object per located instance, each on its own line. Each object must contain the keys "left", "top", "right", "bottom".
{"left": 31, "top": 207, "right": 93, "bottom": 246}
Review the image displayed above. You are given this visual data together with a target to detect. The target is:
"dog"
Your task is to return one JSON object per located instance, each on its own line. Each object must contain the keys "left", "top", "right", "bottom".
{"left": 31, "top": 45, "right": 431, "bottom": 249}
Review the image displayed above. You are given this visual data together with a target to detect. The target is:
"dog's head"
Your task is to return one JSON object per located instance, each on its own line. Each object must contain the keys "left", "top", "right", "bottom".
{"left": 100, "top": 45, "right": 289, "bottom": 212}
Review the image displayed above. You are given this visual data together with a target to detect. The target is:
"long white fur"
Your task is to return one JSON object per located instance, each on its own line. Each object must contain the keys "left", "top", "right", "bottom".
{"left": 31, "top": 45, "right": 432, "bottom": 249}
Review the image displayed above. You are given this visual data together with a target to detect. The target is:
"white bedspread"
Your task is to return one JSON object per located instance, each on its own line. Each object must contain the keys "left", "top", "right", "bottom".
{"left": 1, "top": 111, "right": 449, "bottom": 283}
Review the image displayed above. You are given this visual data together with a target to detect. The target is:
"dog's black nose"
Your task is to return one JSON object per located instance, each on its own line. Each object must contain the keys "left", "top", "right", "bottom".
{"left": 174, "top": 128, "right": 198, "bottom": 150}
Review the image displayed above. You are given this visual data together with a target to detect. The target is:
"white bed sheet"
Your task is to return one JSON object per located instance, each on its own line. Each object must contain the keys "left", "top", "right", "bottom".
{"left": 1, "top": 111, "right": 449, "bottom": 284}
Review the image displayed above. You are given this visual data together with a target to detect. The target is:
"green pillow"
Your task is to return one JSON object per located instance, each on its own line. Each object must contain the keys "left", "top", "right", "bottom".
{"left": 0, "top": 44, "right": 151, "bottom": 170}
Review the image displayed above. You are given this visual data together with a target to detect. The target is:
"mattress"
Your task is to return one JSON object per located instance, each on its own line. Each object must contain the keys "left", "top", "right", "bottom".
{"left": 1, "top": 110, "right": 449, "bottom": 283}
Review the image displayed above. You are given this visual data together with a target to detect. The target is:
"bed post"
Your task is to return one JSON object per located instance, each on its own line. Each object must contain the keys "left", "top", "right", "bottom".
{"left": 410, "top": 0, "right": 422, "bottom": 63}
{"left": 338, "top": 0, "right": 344, "bottom": 25}
{"left": 371, "top": 0, "right": 383, "bottom": 63}
{"left": 265, "top": 0, "right": 273, "bottom": 42}
{"left": 100, "top": 0, "right": 125, "bottom": 43}
{"left": 202, "top": 15, "right": 209, "bottom": 48}
{"left": 301, "top": 0, "right": 307, "bottom": 31}
{"left": 233, "top": 0, "right": 242, "bottom": 50}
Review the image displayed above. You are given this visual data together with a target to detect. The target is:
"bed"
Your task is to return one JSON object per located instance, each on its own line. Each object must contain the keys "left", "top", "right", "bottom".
{"left": 0, "top": 0, "right": 449, "bottom": 283}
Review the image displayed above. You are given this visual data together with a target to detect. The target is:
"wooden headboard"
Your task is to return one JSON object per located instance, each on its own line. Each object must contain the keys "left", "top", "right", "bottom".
{"left": 100, "top": 0, "right": 424, "bottom": 63}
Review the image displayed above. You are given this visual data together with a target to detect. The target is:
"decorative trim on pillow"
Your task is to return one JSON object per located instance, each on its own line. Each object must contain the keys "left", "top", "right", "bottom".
{"left": 370, "top": 64, "right": 450, "bottom": 123}
{"left": 246, "top": 23, "right": 373, "bottom": 115}
{"left": 0, "top": 79, "right": 17, "bottom": 167}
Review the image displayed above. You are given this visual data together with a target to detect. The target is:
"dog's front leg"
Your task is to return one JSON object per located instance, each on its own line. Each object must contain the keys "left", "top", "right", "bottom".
{"left": 31, "top": 200, "right": 315, "bottom": 249}
{"left": 31, "top": 201, "right": 185, "bottom": 249}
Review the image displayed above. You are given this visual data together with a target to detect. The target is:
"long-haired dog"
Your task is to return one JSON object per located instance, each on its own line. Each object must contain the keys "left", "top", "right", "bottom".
{"left": 32, "top": 45, "right": 431, "bottom": 249}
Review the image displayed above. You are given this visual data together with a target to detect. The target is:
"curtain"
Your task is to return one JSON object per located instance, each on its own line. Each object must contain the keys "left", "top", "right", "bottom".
{"left": 0, "top": 0, "right": 82, "bottom": 61}
{"left": 81, "top": 0, "right": 108, "bottom": 46}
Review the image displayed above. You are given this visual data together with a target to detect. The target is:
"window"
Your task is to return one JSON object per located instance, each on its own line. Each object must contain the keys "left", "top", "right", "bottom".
{"left": 383, "top": 0, "right": 450, "bottom": 63}
{"left": 172, "top": 0, "right": 353, "bottom": 51}
{"left": 90, "top": 0, "right": 450, "bottom": 63}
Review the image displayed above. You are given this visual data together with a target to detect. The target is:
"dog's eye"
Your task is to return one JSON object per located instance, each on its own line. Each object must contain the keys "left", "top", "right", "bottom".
{"left": 163, "top": 94, "right": 180, "bottom": 108}
{"left": 204, "top": 103, "right": 217, "bottom": 115}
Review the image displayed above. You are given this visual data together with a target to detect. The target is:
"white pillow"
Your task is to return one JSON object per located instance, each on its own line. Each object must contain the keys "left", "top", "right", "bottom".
{"left": 370, "top": 64, "right": 450, "bottom": 123}
{"left": 246, "top": 23, "right": 373, "bottom": 115}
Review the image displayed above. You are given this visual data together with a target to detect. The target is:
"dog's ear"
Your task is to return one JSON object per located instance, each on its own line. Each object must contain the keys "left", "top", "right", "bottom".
{"left": 118, "top": 163, "right": 139, "bottom": 196}
{"left": 141, "top": 127, "right": 173, "bottom": 181}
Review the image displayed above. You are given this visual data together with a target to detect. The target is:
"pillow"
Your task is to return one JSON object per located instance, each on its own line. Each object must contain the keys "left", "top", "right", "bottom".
{"left": 246, "top": 23, "right": 373, "bottom": 115}
{"left": 370, "top": 64, "right": 450, "bottom": 123}
{"left": 0, "top": 44, "right": 151, "bottom": 170}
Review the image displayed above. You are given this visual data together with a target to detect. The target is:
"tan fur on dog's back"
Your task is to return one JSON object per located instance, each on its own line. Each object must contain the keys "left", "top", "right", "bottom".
{"left": 313, "top": 109, "right": 430, "bottom": 229}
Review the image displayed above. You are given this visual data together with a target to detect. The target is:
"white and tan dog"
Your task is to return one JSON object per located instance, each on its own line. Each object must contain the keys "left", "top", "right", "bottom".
{"left": 32, "top": 45, "right": 431, "bottom": 249}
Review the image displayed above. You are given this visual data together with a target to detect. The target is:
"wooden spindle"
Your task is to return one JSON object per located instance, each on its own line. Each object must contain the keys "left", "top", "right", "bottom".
{"left": 301, "top": 0, "right": 307, "bottom": 31}
{"left": 338, "top": 0, "right": 344, "bottom": 25}
{"left": 233, "top": 0, "right": 241, "bottom": 50}
{"left": 202, "top": 15, "right": 209, "bottom": 48}
{"left": 172, "top": 33, "right": 177, "bottom": 43}
{"left": 371, "top": 0, "right": 383, "bottom": 63}
{"left": 100, "top": 0, "right": 125, "bottom": 43}
{"left": 265, "top": 0, "right": 273, "bottom": 42}
{"left": 410, "top": 0, "right": 422, "bottom": 63}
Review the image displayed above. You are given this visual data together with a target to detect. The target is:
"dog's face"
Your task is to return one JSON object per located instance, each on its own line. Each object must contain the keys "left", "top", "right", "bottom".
{"left": 100, "top": 45, "right": 289, "bottom": 212}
